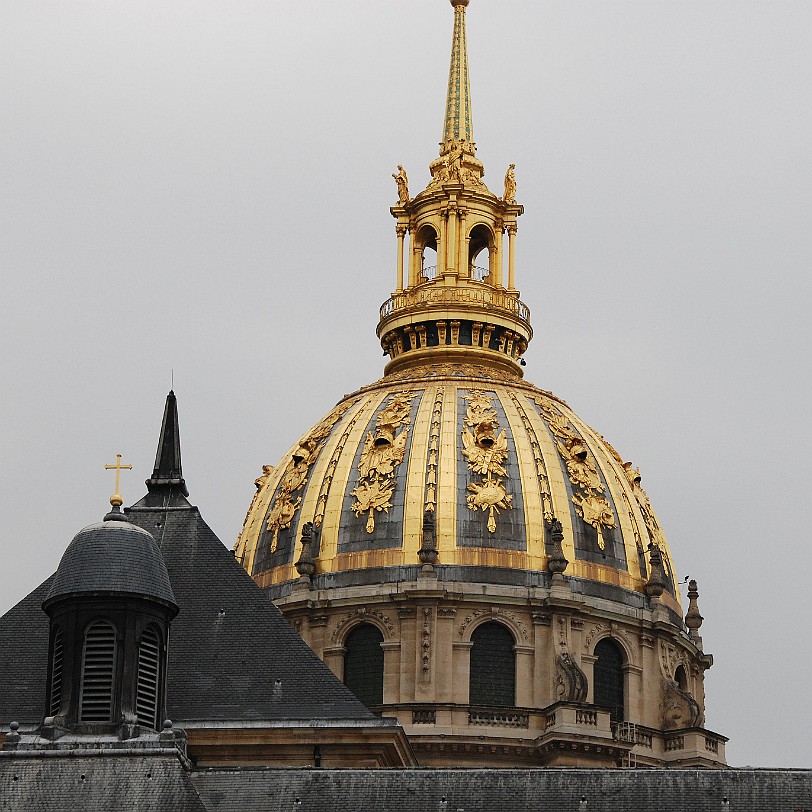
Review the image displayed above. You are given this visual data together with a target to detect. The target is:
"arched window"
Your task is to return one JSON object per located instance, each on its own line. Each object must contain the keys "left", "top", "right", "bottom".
{"left": 675, "top": 664, "right": 688, "bottom": 692}
{"left": 416, "top": 224, "right": 438, "bottom": 282}
{"left": 79, "top": 621, "right": 117, "bottom": 722}
{"left": 469, "top": 622, "right": 515, "bottom": 707}
{"left": 136, "top": 625, "right": 162, "bottom": 729}
{"left": 594, "top": 638, "right": 624, "bottom": 722}
{"left": 468, "top": 224, "right": 493, "bottom": 281}
{"left": 344, "top": 624, "right": 384, "bottom": 708}
{"left": 48, "top": 627, "right": 64, "bottom": 717}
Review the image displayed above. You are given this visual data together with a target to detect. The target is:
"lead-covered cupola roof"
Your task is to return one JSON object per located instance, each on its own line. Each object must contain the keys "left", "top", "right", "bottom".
{"left": 45, "top": 511, "right": 176, "bottom": 609}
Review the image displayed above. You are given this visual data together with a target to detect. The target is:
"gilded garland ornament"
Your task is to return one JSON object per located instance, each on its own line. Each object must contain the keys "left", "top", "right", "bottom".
{"left": 461, "top": 391, "right": 513, "bottom": 533}
{"left": 351, "top": 391, "right": 415, "bottom": 533}
{"left": 265, "top": 400, "right": 354, "bottom": 550}
{"left": 532, "top": 395, "right": 615, "bottom": 549}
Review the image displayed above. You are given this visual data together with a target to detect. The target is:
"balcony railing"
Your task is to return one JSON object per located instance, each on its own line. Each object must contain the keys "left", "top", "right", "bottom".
{"left": 379, "top": 286, "right": 531, "bottom": 324}
{"left": 468, "top": 709, "right": 529, "bottom": 729}
{"left": 412, "top": 709, "right": 436, "bottom": 725}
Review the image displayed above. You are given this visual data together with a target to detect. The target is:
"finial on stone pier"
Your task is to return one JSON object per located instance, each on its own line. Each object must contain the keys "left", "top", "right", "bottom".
{"left": 547, "top": 518, "right": 569, "bottom": 575}
{"left": 685, "top": 579, "right": 704, "bottom": 644}
{"left": 2, "top": 721, "right": 21, "bottom": 750}
{"left": 418, "top": 510, "right": 439, "bottom": 574}
{"left": 644, "top": 542, "right": 668, "bottom": 599}
{"left": 295, "top": 522, "right": 317, "bottom": 584}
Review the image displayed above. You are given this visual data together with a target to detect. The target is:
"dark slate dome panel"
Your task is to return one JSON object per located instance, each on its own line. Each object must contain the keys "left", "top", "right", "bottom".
{"left": 46, "top": 520, "right": 176, "bottom": 607}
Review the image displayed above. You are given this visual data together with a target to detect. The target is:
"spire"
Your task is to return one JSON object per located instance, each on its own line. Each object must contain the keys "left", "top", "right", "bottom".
{"left": 380, "top": 0, "right": 527, "bottom": 379}
{"left": 443, "top": 0, "right": 473, "bottom": 145}
{"left": 145, "top": 390, "right": 189, "bottom": 497}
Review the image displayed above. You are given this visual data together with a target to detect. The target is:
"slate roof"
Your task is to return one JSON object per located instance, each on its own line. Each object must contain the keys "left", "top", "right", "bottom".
{"left": 124, "top": 492, "right": 377, "bottom": 723}
{"left": 0, "top": 754, "right": 207, "bottom": 812}
{"left": 45, "top": 518, "right": 176, "bottom": 608}
{"left": 191, "top": 768, "right": 812, "bottom": 812}
{"left": 0, "top": 390, "right": 378, "bottom": 728}
{"left": 0, "top": 577, "right": 52, "bottom": 726}
{"left": 0, "top": 500, "right": 375, "bottom": 727}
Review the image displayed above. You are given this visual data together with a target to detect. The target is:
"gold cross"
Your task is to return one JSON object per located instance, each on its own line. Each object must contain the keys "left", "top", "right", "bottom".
{"left": 104, "top": 453, "right": 133, "bottom": 507}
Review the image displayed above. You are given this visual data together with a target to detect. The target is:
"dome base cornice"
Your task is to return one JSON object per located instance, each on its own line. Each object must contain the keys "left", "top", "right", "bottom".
{"left": 383, "top": 346, "right": 524, "bottom": 378}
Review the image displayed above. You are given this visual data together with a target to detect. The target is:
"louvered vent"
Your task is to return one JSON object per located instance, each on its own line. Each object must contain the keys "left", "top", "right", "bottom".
{"left": 48, "top": 628, "right": 64, "bottom": 717}
{"left": 79, "top": 622, "right": 116, "bottom": 722}
{"left": 136, "top": 626, "right": 161, "bottom": 729}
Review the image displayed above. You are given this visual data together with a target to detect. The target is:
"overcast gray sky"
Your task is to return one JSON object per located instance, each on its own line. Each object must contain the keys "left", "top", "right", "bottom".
{"left": 1, "top": 1, "right": 810, "bottom": 768}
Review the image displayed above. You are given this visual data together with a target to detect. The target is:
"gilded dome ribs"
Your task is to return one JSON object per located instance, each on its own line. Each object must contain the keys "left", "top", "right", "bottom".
{"left": 313, "top": 400, "right": 370, "bottom": 529}
{"left": 507, "top": 391, "right": 554, "bottom": 524}
{"left": 424, "top": 387, "right": 445, "bottom": 515}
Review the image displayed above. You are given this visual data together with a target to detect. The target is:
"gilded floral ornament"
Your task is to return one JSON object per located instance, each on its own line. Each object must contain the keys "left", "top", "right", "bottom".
{"left": 557, "top": 437, "right": 603, "bottom": 492}
{"left": 351, "top": 391, "right": 415, "bottom": 533}
{"left": 461, "top": 391, "right": 513, "bottom": 533}
{"left": 264, "top": 400, "right": 354, "bottom": 551}
{"left": 533, "top": 395, "right": 615, "bottom": 549}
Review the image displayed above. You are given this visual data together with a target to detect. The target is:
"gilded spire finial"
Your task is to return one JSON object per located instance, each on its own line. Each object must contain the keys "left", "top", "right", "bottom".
{"left": 379, "top": 0, "right": 527, "bottom": 378}
{"left": 443, "top": 0, "right": 474, "bottom": 145}
{"left": 104, "top": 453, "right": 133, "bottom": 508}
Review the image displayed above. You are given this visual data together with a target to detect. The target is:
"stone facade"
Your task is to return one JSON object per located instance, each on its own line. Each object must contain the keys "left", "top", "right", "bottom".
{"left": 278, "top": 568, "right": 724, "bottom": 768}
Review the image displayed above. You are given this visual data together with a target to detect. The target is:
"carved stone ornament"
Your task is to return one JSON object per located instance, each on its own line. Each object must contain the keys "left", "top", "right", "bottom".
{"left": 644, "top": 542, "right": 668, "bottom": 598}
{"left": 295, "top": 522, "right": 316, "bottom": 580}
{"left": 533, "top": 395, "right": 615, "bottom": 549}
{"left": 351, "top": 391, "right": 415, "bottom": 533}
{"left": 419, "top": 509, "right": 439, "bottom": 567}
{"left": 584, "top": 624, "right": 605, "bottom": 652}
{"left": 658, "top": 640, "right": 690, "bottom": 682}
{"left": 458, "top": 607, "right": 527, "bottom": 641}
{"left": 265, "top": 400, "right": 354, "bottom": 551}
{"left": 547, "top": 517, "right": 569, "bottom": 574}
{"left": 555, "top": 652, "right": 588, "bottom": 703}
{"left": 331, "top": 607, "right": 395, "bottom": 642}
{"left": 461, "top": 390, "right": 513, "bottom": 532}
{"left": 662, "top": 679, "right": 703, "bottom": 730}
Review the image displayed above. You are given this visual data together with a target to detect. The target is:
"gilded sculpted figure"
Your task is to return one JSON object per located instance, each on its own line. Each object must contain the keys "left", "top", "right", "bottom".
{"left": 503, "top": 163, "right": 517, "bottom": 203}
{"left": 392, "top": 164, "right": 410, "bottom": 204}
{"left": 447, "top": 140, "right": 464, "bottom": 181}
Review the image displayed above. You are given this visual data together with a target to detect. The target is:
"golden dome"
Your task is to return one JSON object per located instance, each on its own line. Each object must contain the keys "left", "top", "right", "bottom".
{"left": 236, "top": 360, "right": 681, "bottom": 615}
{"left": 235, "top": 0, "right": 681, "bottom": 617}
